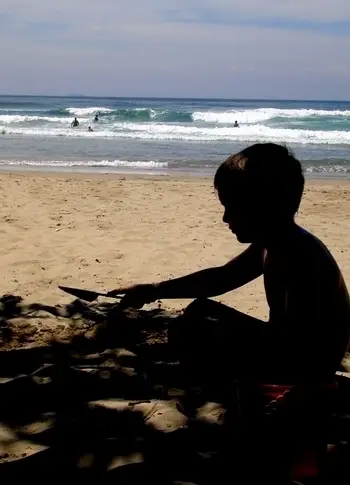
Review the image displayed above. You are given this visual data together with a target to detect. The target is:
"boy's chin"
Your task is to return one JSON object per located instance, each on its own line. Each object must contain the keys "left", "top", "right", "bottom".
{"left": 229, "top": 221, "right": 253, "bottom": 242}
{"left": 235, "top": 232, "right": 252, "bottom": 244}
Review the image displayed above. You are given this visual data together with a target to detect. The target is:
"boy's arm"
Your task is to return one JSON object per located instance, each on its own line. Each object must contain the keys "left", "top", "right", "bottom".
{"left": 155, "top": 243, "right": 264, "bottom": 299}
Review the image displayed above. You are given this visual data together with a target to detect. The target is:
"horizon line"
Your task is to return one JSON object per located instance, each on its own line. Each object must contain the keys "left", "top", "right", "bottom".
{"left": 0, "top": 94, "right": 349, "bottom": 103}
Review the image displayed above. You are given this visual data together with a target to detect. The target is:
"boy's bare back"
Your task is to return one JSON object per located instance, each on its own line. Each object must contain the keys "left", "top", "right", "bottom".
{"left": 263, "top": 223, "right": 350, "bottom": 375}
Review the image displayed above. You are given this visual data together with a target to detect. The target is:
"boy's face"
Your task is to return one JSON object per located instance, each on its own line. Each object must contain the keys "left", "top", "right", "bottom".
{"left": 219, "top": 189, "right": 264, "bottom": 243}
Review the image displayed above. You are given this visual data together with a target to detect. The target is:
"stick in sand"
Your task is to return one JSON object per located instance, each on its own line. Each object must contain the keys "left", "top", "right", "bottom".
{"left": 58, "top": 286, "right": 123, "bottom": 302}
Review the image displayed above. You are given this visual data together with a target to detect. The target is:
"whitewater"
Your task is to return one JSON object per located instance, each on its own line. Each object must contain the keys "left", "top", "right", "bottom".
{"left": 0, "top": 96, "right": 349, "bottom": 176}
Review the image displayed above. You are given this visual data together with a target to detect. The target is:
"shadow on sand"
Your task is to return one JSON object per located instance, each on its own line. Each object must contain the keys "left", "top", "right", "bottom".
{"left": 1, "top": 294, "right": 350, "bottom": 484}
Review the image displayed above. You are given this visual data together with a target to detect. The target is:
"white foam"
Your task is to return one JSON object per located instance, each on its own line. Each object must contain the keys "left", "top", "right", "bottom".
{"left": 4, "top": 122, "right": 350, "bottom": 145}
{"left": 1, "top": 159, "right": 167, "bottom": 169}
{"left": 1, "top": 158, "right": 349, "bottom": 175}
{"left": 66, "top": 107, "right": 113, "bottom": 116}
{"left": 114, "top": 122, "right": 350, "bottom": 145}
{"left": 192, "top": 110, "right": 270, "bottom": 124}
{"left": 0, "top": 114, "right": 68, "bottom": 124}
{"left": 305, "top": 165, "right": 350, "bottom": 173}
{"left": 192, "top": 108, "right": 350, "bottom": 125}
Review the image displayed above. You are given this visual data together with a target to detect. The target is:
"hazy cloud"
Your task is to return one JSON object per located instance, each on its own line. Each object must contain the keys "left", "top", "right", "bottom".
{"left": 0, "top": 1, "right": 349, "bottom": 98}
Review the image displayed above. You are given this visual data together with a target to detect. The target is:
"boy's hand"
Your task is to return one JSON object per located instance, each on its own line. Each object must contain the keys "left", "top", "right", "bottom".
{"left": 107, "top": 284, "right": 159, "bottom": 309}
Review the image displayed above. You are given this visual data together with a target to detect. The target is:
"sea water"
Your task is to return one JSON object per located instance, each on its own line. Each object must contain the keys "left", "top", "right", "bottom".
{"left": 0, "top": 95, "right": 349, "bottom": 177}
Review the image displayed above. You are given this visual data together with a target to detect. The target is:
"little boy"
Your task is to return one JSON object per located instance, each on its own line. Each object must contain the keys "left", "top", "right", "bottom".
{"left": 110, "top": 143, "right": 350, "bottom": 384}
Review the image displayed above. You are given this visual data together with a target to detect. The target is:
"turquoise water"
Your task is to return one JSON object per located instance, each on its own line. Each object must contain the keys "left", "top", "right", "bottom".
{"left": 0, "top": 95, "right": 349, "bottom": 177}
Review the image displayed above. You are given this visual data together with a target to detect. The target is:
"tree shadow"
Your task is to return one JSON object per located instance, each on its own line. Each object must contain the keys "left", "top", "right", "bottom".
{"left": 2, "top": 293, "right": 350, "bottom": 484}
{"left": 1, "top": 293, "right": 231, "bottom": 484}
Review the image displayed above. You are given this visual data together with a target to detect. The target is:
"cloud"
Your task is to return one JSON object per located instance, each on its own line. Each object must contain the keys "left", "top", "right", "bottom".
{"left": 159, "top": 0, "right": 350, "bottom": 23}
{"left": 0, "top": 1, "right": 349, "bottom": 98}
{"left": 160, "top": 6, "right": 350, "bottom": 36}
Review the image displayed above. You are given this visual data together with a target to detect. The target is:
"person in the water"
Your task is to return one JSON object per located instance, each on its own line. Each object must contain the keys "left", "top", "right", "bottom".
{"left": 234, "top": 120, "right": 239, "bottom": 127}
{"left": 88, "top": 126, "right": 94, "bottom": 132}
{"left": 71, "top": 117, "right": 79, "bottom": 128}
{"left": 94, "top": 113, "right": 99, "bottom": 122}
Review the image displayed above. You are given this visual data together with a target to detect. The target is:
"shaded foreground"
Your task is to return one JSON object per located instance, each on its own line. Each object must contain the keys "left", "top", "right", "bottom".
{"left": 1, "top": 294, "right": 350, "bottom": 484}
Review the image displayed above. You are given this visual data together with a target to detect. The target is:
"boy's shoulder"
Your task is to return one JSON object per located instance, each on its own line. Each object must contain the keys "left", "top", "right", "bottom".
{"left": 288, "top": 225, "right": 340, "bottom": 272}
{"left": 291, "top": 225, "right": 333, "bottom": 257}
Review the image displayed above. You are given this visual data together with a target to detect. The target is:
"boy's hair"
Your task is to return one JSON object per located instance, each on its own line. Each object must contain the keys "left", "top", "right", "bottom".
{"left": 214, "top": 143, "right": 305, "bottom": 217}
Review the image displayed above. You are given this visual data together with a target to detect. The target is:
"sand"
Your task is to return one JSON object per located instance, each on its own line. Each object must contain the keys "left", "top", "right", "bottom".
{"left": 1, "top": 171, "right": 350, "bottom": 475}
{"left": 1, "top": 171, "right": 350, "bottom": 335}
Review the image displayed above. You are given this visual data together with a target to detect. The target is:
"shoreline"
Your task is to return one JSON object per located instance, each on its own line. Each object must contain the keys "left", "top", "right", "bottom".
{"left": 0, "top": 165, "right": 350, "bottom": 183}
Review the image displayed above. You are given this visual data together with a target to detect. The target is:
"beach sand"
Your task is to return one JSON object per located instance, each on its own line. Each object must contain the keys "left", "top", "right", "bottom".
{"left": 1, "top": 171, "right": 350, "bottom": 471}
{"left": 0, "top": 171, "right": 350, "bottom": 347}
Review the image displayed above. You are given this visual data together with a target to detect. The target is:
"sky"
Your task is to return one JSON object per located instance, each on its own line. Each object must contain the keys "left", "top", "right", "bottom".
{"left": 0, "top": 0, "right": 349, "bottom": 99}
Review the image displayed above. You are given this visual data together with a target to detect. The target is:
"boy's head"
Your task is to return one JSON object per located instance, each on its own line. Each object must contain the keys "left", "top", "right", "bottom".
{"left": 214, "top": 143, "right": 304, "bottom": 243}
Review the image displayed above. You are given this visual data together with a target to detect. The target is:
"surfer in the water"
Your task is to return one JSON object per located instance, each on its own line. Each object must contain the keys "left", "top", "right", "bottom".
{"left": 88, "top": 126, "right": 94, "bottom": 132}
{"left": 94, "top": 113, "right": 99, "bottom": 122}
{"left": 71, "top": 117, "right": 79, "bottom": 128}
{"left": 234, "top": 120, "right": 239, "bottom": 127}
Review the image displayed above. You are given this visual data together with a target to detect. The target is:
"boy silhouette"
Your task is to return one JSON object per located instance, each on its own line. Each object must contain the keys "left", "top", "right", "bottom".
{"left": 110, "top": 143, "right": 350, "bottom": 385}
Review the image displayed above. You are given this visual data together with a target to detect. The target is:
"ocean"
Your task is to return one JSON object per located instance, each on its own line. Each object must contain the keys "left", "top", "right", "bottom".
{"left": 0, "top": 95, "right": 349, "bottom": 177}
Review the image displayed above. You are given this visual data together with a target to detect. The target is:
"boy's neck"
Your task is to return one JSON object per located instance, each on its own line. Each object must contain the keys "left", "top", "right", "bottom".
{"left": 260, "top": 220, "right": 298, "bottom": 250}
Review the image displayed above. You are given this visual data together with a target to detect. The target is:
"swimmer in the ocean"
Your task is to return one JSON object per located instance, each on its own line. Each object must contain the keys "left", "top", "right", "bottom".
{"left": 234, "top": 120, "right": 239, "bottom": 128}
{"left": 94, "top": 113, "right": 99, "bottom": 122}
{"left": 88, "top": 126, "right": 94, "bottom": 132}
{"left": 71, "top": 117, "right": 79, "bottom": 127}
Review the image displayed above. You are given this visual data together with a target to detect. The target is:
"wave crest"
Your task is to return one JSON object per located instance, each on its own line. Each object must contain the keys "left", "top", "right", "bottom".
{"left": 192, "top": 108, "right": 350, "bottom": 125}
{"left": 0, "top": 159, "right": 168, "bottom": 169}
{"left": 4, "top": 122, "right": 350, "bottom": 145}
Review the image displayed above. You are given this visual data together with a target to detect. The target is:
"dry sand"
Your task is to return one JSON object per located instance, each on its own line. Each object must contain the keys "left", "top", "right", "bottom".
{"left": 0, "top": 171, "right": 349, "bottom": 331}
{"left": 1, "top": 171, "right": 350, "bottom": 469}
